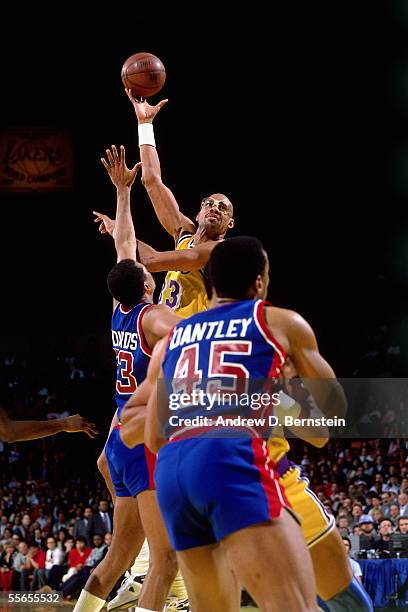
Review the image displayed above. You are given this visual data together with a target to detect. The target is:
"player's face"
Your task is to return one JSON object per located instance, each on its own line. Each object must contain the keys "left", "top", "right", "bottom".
{"left": 196, "top": 194, "right": 234, "bottom": 236}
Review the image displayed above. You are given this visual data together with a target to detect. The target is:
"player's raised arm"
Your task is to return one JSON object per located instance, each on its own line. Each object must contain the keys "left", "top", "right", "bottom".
{"left": 126, "top": 90, "right": 196, "bottom": 240}
{"left": 99, "top": 145, "right": 142, "bottom": 262}
{"left": 0, "top": 407, "right": 98, "bottom": 442}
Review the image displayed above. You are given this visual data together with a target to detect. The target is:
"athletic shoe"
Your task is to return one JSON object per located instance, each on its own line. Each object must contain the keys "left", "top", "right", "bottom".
{"left": 107, "top": 574, "right": 143, "bottom": 611}
{"left": 165, "top": 596, "right": 189, "bottom": 611}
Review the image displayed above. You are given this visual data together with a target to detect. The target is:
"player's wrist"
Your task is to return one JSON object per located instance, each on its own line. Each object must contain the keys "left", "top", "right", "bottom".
{"left": 138, "top": 122, "right": 156, "bottom": 147}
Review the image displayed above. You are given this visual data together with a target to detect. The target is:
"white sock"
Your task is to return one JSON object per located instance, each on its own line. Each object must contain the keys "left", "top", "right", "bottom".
{"left": 130, "top": 538, "right": 150, "bottom": 576}
{"left": 135, "top": 607, "right": 158, "bottom": 612}
{"left": 72, "top": 590, "right": 105, "bottom": 612}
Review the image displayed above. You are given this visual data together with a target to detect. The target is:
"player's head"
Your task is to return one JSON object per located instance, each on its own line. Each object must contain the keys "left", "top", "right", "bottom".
{"left": 196, "top": 194, "right": 234, "bottom": 238}
{"left": 209, "top": 236, "right": 269, "bottom": 301}
{"left": 107, "top": 259, "right": 156, "bottom": 306}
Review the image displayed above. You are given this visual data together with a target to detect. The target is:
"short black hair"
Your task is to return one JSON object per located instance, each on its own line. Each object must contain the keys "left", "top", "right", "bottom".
{"left": 209, "top": 236, "right": 267, "bottom": 300}
{"left": 342, "top": 536, "right": 351, "bottom": 547}
{"left": 107, "top": 259, "right": 145, "bottom": 307}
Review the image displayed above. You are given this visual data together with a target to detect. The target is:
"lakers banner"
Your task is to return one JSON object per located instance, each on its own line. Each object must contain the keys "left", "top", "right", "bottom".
{"left": 0, "top": 128, "right": 73, "bottom": 191}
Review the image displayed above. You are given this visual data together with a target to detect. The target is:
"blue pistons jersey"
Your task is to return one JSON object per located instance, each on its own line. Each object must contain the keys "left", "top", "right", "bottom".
{"left": 161, "top": 299, "right": 287, "bottom": 439}
{"left": 156, "top": 299, "right": 291, "bottom": 551}
{"left": 111, "top": 302, "right": 153, "bottom": 419}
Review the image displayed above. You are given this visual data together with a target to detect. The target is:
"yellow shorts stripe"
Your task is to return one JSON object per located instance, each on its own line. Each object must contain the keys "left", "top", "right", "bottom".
{"left": 280, "top": 466, "right": 335, "bottom": 548}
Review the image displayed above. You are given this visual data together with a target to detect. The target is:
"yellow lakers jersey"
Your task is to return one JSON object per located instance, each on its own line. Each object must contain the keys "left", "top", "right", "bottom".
{"left": 159, "top": 234, "right": 208, "bottom": 318}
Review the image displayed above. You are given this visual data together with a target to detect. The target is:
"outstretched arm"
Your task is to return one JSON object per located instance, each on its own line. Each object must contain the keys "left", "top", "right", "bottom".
{"left": 126, "top": 90, "right": 196, "bottom": 240}
{"left": 100, "top": 145, "right": 142, "bottom": 262}
{"left": 0, "top": 408, "right": 98, "bottom": 443}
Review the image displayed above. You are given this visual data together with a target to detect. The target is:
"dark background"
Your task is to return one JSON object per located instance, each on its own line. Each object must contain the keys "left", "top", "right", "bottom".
{"left": 0, "top": 1, "right": 407, "bottom": 382}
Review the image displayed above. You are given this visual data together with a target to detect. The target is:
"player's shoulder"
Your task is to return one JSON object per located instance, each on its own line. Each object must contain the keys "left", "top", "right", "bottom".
{"left": 263, "top": 305, "right": 315, "bottom": 345}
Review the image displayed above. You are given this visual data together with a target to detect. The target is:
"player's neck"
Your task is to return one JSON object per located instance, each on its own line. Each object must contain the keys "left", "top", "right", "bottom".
{"left": 194, "top": 227, "right": 223, "bottom": 244}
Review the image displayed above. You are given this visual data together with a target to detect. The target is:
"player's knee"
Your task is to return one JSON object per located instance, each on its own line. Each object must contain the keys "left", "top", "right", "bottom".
{"left": 149, "top": 547, "right": 177, "bottom": 578}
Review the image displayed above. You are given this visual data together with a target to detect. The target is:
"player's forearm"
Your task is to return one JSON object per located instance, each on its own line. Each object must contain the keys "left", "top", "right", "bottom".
{"left": 140, "top": 143, "right": 162, "bottom": 184}
{"left": 137, "top": 240, "right": 207, "bottom": 273}
{"left": 302, "top": 379, "right": 347, "bottom": 419}
{"left": 120, "top": 406, "right": 146, "bottom": 448}
{"left": 2, "top": 417, "right": 67, "bottom": 443}
{"left": 114, "top": 186, "right": 136, "bottom": 260}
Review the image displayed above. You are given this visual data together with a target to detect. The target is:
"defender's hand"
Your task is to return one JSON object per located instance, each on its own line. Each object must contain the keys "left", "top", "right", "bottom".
{"left": 101, "top": 145, "right": 142, "bottom": 189}
{"left": 93, "top": 211, "right": 116, "bottom": 236}
{"left": 63, "top": 415, "right": 98, "bottom": 438}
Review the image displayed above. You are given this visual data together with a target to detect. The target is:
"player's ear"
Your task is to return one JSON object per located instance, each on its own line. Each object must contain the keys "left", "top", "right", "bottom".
{"left": 255, "top": 274, "right": 263, "bottom": 295}
{"left": 144, "top": 281, "right": 153, "bottom": 296}
{"left": 227, "top": 218, "right": 235, "bottom": 229}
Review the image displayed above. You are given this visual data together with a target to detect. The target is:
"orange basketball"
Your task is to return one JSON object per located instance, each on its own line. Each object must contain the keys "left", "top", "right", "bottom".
{"left": 121, "top": 52, "right": 166, "bottom": 98}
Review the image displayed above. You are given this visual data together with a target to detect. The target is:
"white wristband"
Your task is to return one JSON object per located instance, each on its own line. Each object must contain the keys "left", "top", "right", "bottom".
{"left": 138, "top": 123, "right": 156, "bottom": 147}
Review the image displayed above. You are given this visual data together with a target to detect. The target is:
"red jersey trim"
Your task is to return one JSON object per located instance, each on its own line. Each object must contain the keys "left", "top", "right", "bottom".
{"left": 137, "top": 304, "right": 155, "bottom": 357}
{"left": 119, "top": 304, "right": 133, "bottom": 314}
{"left": 253, "top": 300, "right": 286, "bottom": 370}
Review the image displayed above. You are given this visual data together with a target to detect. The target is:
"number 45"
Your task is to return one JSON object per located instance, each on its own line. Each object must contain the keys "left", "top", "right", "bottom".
{"left": 172, "top": 341, "right": 251, "bottom": 395}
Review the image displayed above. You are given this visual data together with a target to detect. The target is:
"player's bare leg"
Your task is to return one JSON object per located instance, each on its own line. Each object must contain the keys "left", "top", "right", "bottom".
{"left": 73, "top": 497, "right": 145, "bottom": 611}
{"left": 222, "top": 511, "right": 318, "bottom": 612}
{"left": 97, "top": 413, "right": 119, "bottom": 503}
{"left": 311, "top": 529, "right": 373, "bottom": 610}
{"left": 176, "top": 543, "right": 241, "bottom": 612}
{"left": 311, "top": 529, "right": 351, "bottom": 600}
{"left": 137, "top": 490, "right": 178, "bottom": 610}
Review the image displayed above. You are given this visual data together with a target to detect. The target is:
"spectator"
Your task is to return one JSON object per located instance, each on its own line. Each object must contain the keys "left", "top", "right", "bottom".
{"left": 36, "top": 536, "right": 64, "bottom": 588}
{"left": 22, "top": 544, "right": 45, "bottom": 590}
{"left": 53, "top": 512, "right": 68, "bottom": 536}
{"left": 0, "top": 544, "right": 15, "bottom": 591}
{"left": 87, "top": 500, "right": 112, "bottom": 540}
{"left": 398, "top": 493, "right": 408, "bottom": 517}
{"left": 389, "top": 504, "right": 401, "bottom": 525}
{"left": 30, "top": 527, "right": 45, "bottom": 550}
{"left": 384, "top": 476, "right": 400, "bottom": 495}
{"left": 12, "top": 515, "right": 24, "bottom": 540}
{"left": 381, "top": 492, "right": 393, "bottom": 517}
{"left": 351, "top": 503, "right": 364, "bottom": 527}
{"left": 397, "top": 517, "right": 408, "bottom": 534}
{"left": 342, "top": 537, "right": 363, "bottom": 584}
{"left": 359, "top": 515, "right": 377, "bottom": 550}
{"left": 73, "top": 507, "right": 93, "bottom": 546}
{"left": 12, "top": 542, "right": 29, "bottom": 590}
{"left": 337, "top": 517, "right": 350, "bottom": 537}
{"left": 57, "top": 528, "right": 68, "bottom": 551}
{"left": 376, "top": 519, "right": 393, "bottom": 551}
{"left": 21, "top": 514, "right": 31, "bottom": 541}
{"left": 61, "top": 536, "right": 91, "bottom": 588}
{"left": 0, "top": 528, "right": 13, "bottom": 548}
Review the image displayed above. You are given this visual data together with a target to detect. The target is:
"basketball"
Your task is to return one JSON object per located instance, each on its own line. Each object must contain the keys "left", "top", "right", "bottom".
{"left": 121, "top": 52, "right": 166, "bottom": 98}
